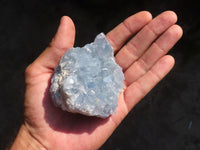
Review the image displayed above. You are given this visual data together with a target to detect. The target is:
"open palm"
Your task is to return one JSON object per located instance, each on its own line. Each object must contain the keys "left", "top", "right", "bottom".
{"left": 22, "top": 11, "right": 182, "bottom": 150}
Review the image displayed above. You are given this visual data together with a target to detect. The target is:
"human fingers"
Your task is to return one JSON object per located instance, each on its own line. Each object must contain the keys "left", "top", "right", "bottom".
{"left": 124, "top": 24, "right": 183, "bottom": 85}
{"left": 115, "top": 11, "right": 177, "bottom": 71}
{"left": 106, "top": 11, "right": 152, "bottom": 53}
{"left": 50, "top": 16, "right": 75, "bottom": 51}
{"left": 25, "top": 16, "right": 75, "bottom": 77}
{"left": 124, "top": 55, "right": 175, "bottom": 111}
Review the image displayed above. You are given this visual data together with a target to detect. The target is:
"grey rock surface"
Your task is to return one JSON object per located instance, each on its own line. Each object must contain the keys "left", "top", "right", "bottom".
{"left": 50, "top": 33, "right": 124, "bottom": 118}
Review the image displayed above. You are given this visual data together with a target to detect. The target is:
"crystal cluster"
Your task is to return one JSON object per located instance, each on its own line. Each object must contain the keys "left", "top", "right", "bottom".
{"left": 50, "top": 33, "right": 124, "bottom": 118}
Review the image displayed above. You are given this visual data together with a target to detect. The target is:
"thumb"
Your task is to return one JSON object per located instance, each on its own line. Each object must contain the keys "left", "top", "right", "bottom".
{"left": 29, "top": 16, "right": 76, "bottom": 73}
{"left": 50, "top": 16, "right": 76, "bottom": 51}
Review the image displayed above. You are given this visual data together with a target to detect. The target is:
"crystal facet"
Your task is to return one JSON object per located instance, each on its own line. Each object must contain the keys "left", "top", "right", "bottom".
{"left": 50, "top": 33, "right": 124, "bottom": 118}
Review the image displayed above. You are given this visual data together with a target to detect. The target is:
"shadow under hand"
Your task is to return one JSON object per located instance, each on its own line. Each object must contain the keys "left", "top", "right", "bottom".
{"left": 43, "top": 83, "right": 109, "bottom": 135}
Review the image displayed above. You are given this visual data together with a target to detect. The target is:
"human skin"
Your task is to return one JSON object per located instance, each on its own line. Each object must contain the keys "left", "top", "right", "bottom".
{"left": 11, "top": 11, "right": 183, "bottom": 150}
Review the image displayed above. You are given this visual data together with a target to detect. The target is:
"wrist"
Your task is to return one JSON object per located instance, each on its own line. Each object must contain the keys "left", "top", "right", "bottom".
{"left": 10, "top": 124, "right": 46, "bottom": 150}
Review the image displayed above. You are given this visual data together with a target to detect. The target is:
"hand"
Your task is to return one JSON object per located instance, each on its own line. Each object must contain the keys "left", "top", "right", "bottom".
{"left": 11, "top": 11, "right": 182, "bottom": 150}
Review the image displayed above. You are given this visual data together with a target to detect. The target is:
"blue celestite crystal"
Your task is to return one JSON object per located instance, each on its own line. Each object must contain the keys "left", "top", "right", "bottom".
{"left": 50, "top": 33, "right": 124, "bottom": 118}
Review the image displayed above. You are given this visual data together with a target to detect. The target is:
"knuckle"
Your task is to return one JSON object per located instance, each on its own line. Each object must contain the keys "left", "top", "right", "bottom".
{"left": 25, "top": 63, "right": 35, "bottom": 77}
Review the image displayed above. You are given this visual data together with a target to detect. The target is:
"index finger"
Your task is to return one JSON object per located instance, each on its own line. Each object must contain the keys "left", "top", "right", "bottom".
{"left": 106, "top": 11, "right": 152, "bottom": 53}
